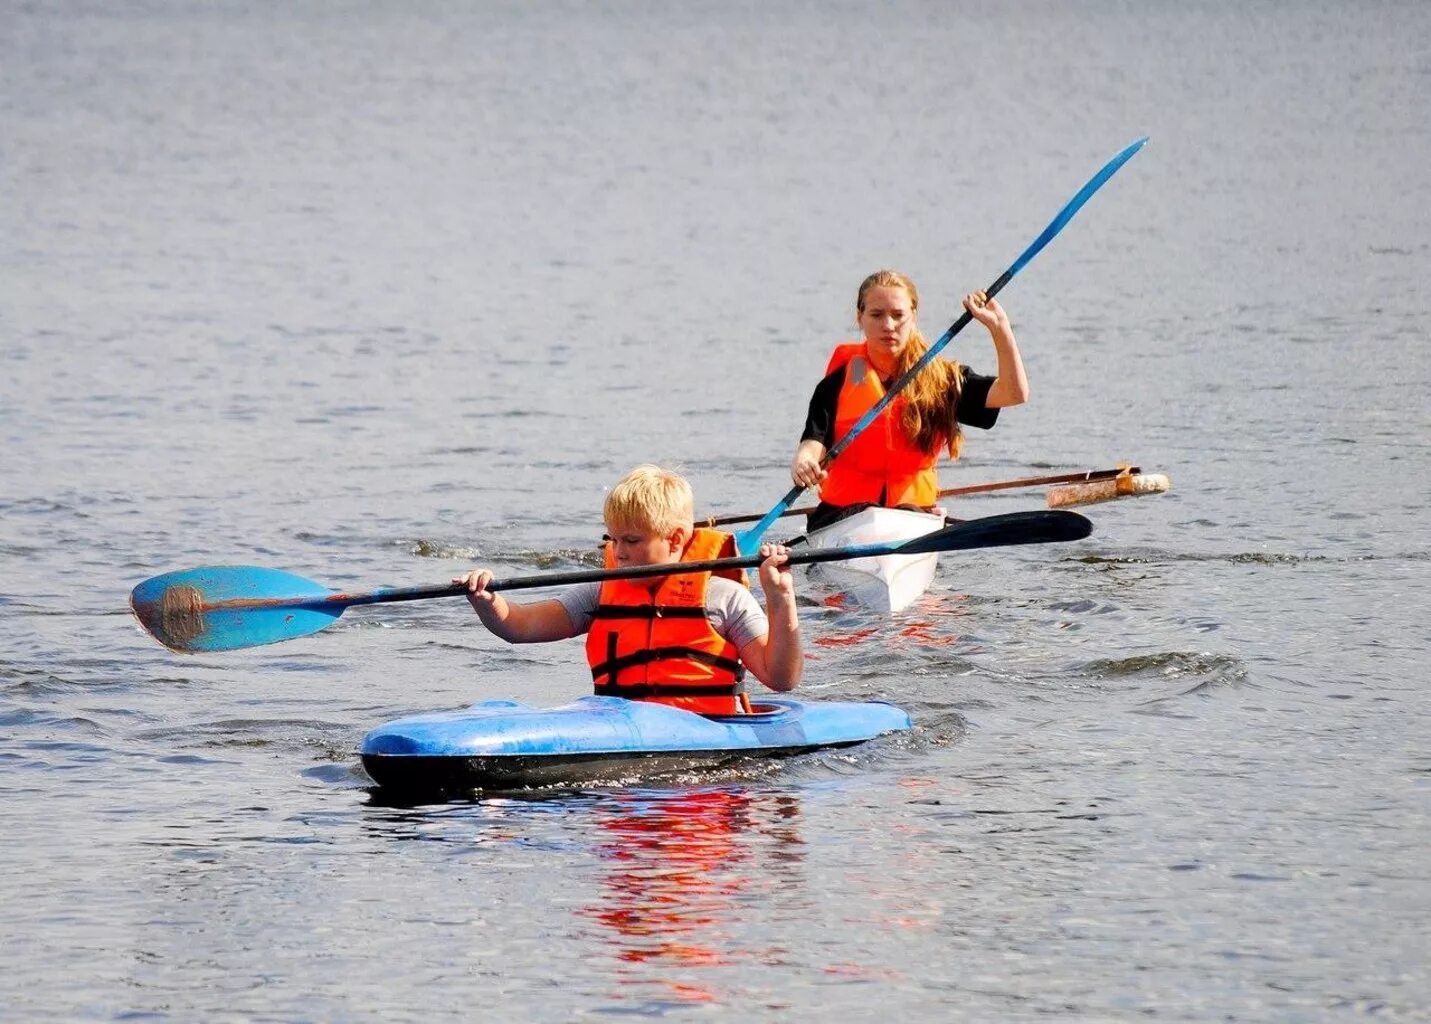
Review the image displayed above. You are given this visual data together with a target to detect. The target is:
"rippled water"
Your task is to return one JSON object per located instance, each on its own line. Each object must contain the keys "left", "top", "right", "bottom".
{"left": 4, "top": 1, "right": 1429, "bottom": 1020}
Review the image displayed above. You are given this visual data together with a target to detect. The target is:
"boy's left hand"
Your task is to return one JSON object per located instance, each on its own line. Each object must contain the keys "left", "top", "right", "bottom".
{"left": 757, "top": 543, "right": 795, "bottom": 600}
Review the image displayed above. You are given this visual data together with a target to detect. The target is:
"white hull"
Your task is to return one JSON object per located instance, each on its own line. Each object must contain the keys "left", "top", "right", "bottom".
{"left": 802, "top": 507, "right": 945, "bottom": 613}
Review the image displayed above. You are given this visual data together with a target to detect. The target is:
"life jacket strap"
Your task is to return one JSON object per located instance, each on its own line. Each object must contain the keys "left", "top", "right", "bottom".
{"left": 589, "top": 605, "right": 708, "bottom": 621}
{"left": 591, "top": 645, "right": 746, "bottom": 683}
{"left": 593, "top": 681, "right": 744, "bottom": 699}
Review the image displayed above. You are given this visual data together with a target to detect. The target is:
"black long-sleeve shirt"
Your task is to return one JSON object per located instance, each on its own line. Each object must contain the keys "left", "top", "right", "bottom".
{"left": 799, "top": 363, "right": 1000, "bottom": 448}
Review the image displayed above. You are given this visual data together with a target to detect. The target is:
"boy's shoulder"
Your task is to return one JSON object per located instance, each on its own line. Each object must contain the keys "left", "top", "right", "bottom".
{"left": 706, "top": 575, "right": 761, "bottom": 610}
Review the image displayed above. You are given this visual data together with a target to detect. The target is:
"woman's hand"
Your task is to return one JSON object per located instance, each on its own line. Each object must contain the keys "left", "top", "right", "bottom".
{"left": 963, "top": 291, "right": 1010, "bottom": 335}
{"left": 790, "top": 440, "right": 828, "bottom": 489}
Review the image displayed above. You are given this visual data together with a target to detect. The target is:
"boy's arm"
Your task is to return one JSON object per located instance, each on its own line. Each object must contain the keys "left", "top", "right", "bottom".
{"left": 454, "top": 570, "right": 580, "bottom": 643}
{"left": 737, "top": 546, "right": 802, "bottom": 691}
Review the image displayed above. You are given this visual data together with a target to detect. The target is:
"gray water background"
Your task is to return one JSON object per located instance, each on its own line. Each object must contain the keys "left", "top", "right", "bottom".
{"left": 3, "top": 1, "right": 1429, "bottom": 1019}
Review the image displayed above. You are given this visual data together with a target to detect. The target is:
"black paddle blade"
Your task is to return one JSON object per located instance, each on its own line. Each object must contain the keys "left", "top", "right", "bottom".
{"left": 900, "top": 510, "right": 1092, "bottom": 555}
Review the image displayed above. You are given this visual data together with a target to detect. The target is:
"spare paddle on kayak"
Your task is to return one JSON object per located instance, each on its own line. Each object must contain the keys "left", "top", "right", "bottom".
{"left": 1046, "top": 470, "right": 1170, "bottom": 508}
{"left": 130, "top": 510, "right": 1093, "bottom": 653}
{"left": 704, "top": 465, "right": 1154, "bottom": 527}
{"left": 733, "top": 135, "right": 1149, "bottom": 557}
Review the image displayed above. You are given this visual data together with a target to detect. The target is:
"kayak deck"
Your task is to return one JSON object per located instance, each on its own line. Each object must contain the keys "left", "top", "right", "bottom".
{"left": 803, "top": 506, "right": 946, "bottom": 612}
{"left": 360, "top": 695, "right": 912, "bottom": 792}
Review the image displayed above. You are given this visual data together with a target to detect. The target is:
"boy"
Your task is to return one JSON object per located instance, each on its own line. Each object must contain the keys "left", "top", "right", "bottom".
{"left": 454, "top": 464, "right": 801, "bottom": 714}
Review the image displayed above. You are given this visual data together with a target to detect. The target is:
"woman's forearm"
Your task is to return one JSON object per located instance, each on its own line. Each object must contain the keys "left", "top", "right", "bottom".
{"left": 985, "top": 325, "right": 1029, "bottom": 408}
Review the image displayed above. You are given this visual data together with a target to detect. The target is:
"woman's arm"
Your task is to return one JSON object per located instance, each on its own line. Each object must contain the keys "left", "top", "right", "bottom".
{"left": 791, "top": 370, "right": 845, "bottom": 487}
{"left": 964, "top": 293, "right": 1029, "bottom": 409}
{"left": 790, "top": 438, "right": 828, "bottom": 489}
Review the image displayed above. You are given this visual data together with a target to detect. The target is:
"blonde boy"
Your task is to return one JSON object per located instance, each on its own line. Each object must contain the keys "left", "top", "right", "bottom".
{"left": 455, "top": 465, "right": 801, "bottom": 711}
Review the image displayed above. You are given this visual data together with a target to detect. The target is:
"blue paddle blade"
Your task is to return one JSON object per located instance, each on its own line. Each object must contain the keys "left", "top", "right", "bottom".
{"left": 734, "top": 483, "right": 804, "bottom": 556}
{"left": 1005, "top": 135, "right": 1148, "bottom": 280}
{"left": 129, "top": 565, "right": 338, "bottom": 653}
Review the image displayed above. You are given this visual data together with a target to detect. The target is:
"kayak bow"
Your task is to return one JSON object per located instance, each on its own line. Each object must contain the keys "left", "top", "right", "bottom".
{"left": 360, "top": 695, "right": 913, "bottom": 792}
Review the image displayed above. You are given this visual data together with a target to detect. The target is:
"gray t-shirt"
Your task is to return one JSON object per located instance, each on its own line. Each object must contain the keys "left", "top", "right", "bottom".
{"left": 557, "top": 578, "right": 770, "bottom": 651}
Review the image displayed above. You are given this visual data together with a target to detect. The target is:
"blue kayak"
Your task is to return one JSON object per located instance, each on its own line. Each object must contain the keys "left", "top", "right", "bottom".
{"left": 359, "top": 695, "right": 912, "bottom": 791}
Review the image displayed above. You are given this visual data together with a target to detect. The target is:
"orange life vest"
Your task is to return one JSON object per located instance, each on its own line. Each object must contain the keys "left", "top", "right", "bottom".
{"left": 817, "top": 343, "right": 941, "bottom": 508}
{"left": 587, "top": 528, "right": 752, "bottom": 715}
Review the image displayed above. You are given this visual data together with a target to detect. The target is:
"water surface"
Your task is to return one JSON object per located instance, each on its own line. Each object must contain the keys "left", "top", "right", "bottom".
{"left": 3, "top": 1, "right": 1428, "bottom": 1019}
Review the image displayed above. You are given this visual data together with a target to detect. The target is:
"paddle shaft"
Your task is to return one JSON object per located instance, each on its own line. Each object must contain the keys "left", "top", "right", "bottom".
{"left": 170, "top": 510, "right": 1091, "bottom": 617}
{"left": 129, "top": 510, "right": 1092, "bottom": 653}
{"left": 184, "top": 538, "right": 935, "bottom": 615}
{"left": 734, "top": 136, "right": 1148, "bottom": 554}
{"left": 704, "top": 466, "right": 1139, "bottom": 528}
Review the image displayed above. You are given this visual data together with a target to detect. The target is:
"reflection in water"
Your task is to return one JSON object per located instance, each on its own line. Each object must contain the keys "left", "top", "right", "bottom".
{"left": 814, "top": 591, "right": 969, "bottom": 649}
{"left": 581, "top": 787, "right": 803, "bottom": 1007}
{"left": 357, "top": 785, "right": 807, "bottom": 1008}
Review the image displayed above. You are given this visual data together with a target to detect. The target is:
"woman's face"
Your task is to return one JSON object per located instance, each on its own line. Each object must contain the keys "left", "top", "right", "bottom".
{"left": 857, "top": 284, "right": 916, "bottom": 371}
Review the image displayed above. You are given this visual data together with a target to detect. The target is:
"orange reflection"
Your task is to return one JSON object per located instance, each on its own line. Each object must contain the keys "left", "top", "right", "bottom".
{"left": 895, "top": 618, "right": 960, "bottom": 646}
{"left": 813, "top": 626, "right": 879, "bottom": 648}
{"left": 581, "top": 788, "right": 802, "bottom": 1005}
{"left": 814, "top": 591, "right": 971, "bottom": 649}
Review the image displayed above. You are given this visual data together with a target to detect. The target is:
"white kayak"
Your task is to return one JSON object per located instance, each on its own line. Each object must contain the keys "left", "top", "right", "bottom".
{"left": 801, "top": 506, "right": 946, "bottom": 612}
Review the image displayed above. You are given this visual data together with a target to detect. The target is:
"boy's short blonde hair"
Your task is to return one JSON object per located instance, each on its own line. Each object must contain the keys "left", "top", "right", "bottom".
{"left": 604, "top": 464, "right": 695, "bottom": 537}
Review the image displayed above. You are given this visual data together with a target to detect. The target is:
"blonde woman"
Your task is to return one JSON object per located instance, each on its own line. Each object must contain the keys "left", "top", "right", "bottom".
{"left": 789, "top": 270, "right": 1029, "bottom": 531}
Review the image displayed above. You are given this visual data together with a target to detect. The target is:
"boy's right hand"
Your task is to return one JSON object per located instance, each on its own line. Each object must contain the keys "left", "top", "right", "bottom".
{"left": 453, "top": 569, "right": 498, "bottom": 611}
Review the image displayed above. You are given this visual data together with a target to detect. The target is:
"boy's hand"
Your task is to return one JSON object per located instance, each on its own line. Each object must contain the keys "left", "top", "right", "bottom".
{"left": 757, "top": 543, "right": 795, "bottom": 601}
{"left": 453, "top": 569, "right": 498, "bottom": 612}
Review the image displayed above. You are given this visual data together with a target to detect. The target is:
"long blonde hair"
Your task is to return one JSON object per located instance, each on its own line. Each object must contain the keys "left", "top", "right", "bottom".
{"left": 856, "top": 270, "right": 964, "bottom": 459}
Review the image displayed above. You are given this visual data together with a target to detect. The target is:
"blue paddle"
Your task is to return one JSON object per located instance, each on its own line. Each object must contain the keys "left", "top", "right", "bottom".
{"left": 130, "top": 509, "right": 1092, "bottom": 653}
{"left": 734, "top": 136, "right": 1149, "bottom": 556}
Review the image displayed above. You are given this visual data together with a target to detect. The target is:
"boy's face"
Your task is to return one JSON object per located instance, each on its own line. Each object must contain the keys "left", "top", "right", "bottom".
{"left": 606, "top": 522, "right": 687, "bottom": 569}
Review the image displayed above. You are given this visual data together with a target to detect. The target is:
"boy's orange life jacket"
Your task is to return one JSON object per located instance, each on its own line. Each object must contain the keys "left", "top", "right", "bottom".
{"left": 587, "top": 528, "right": 752, "bottom": 715}
{"left": 817, "top": 343, "right": 941, "bottom": 508}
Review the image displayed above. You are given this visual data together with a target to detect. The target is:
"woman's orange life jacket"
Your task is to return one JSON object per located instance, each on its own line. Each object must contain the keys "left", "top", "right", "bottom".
{"left": 587, "top": 528, "right": 753, "bottom": 715}
{"left": 817, "top": 342, "right": 941, "bottom": 508}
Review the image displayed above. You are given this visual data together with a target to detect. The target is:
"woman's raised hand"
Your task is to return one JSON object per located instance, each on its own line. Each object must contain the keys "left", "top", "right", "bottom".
{"left": 963, "top": 291, "right": 1010, "bottom": 333}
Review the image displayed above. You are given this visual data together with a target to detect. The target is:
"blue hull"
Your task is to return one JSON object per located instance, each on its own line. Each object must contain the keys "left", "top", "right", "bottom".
{"left": 359, "top": 695, "right": 912, "bottom": 791}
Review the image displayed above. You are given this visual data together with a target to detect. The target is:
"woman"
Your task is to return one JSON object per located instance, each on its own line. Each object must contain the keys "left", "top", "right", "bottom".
{"left": 789, "top": 269, "right": 1029, "bottom": 531}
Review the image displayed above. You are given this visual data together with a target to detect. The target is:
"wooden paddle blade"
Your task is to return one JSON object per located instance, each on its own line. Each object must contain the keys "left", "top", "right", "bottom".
{"left": 898, "top": 510, "right": 1092, "bottom": 555}
{"left": 1046, "top": 473, "right": 1170, "bottom": 508}
{"left": 129, "top": 566, "right": 340, "bottom": 653}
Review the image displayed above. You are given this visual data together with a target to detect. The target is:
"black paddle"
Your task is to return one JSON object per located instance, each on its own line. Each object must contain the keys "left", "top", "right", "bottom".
{"left": 130, "top": 510, "right": 1092, "bottom": 653}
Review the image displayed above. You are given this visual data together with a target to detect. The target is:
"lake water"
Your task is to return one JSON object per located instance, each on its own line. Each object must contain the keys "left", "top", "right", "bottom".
{"left": 4, "top": 1, "right": 1429, "bottom": 1020}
